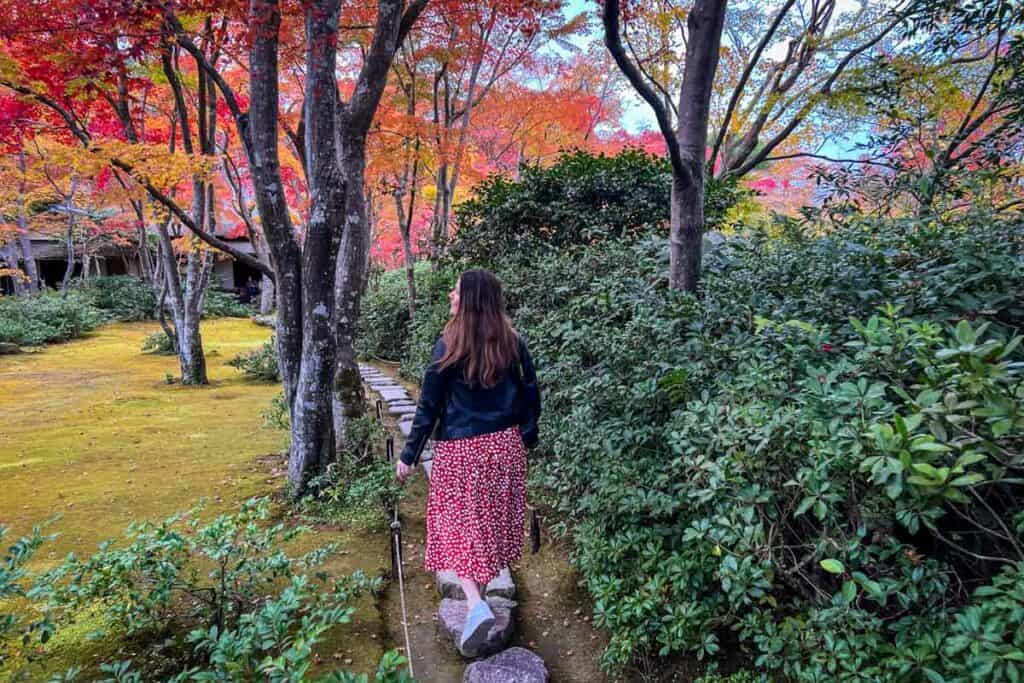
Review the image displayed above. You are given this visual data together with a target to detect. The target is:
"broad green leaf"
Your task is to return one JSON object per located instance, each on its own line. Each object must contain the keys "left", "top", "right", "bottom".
{"left": 820, "top": 559, "right": 844, "bottom": 574}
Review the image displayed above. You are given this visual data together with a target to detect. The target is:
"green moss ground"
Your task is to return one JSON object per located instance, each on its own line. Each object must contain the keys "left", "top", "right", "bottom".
{"left": 0, "top": 320, "right": 285, "bottom": 557}
{"left": 0, "top": 320, "right": 391, "bottom": 679}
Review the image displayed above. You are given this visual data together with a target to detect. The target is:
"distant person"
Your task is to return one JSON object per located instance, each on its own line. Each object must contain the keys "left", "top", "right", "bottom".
{"left": 246, "top": 277, "right": 259, "bottom": 303}
{"left": 396, "top": 269, "right": 541, "bottom": 653}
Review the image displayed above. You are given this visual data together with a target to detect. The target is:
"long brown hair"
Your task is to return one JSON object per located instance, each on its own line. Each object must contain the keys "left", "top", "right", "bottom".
{"left": 438, "top": 269, "right": 519, "bottom": 388}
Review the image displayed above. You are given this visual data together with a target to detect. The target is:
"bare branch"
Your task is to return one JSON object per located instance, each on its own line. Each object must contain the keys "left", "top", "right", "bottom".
{"left": 710, "top": 0, "right": 797, "bottom": 170}
{"left": 602, "top": 0, "right": 688, "bottom": 182}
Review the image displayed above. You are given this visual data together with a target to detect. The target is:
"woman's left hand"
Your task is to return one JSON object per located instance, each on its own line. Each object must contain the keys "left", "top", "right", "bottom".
{"left": 396, "top": 461, "right": 412, "bottom": 484}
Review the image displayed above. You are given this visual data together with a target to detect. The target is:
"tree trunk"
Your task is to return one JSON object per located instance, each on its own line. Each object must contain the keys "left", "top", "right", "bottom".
{"left": 15, "top": 150, "right": 39, "bottom": 293}
{"left": 671, "top": 0, "right": 726, "bottom": 292}
{"left": 670, "top": 170, "right": 705, "bottom": 293}
{"left": 333, "top": 135, "right": 370, "bottom": 457}
{"left": 60, "top": 208, "right": 75, "bottom": 296}
{"left": 394, "top": 189, "right": 417, "bottom": 318}
{"left": 287, "top": 0, "right": 344, "bottom": 493}
{"left": 176, "top": 299, "right": 208, "bottom": 385}
{"left": 603, "top": 0, "right": 726, "bottom": 293}
{"left": 1, "top": 244, "right": 24, "bottom": 295}
{"left": 225, "top": 0, "right": 425, "bottom": 496}
{"left": 260, "top": 274, "right": 275, "bottom": 314}
{"left": 431, "top": 163, "right": 449, "bottom": 263}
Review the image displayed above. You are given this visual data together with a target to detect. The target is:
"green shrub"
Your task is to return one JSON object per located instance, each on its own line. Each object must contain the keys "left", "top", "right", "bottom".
{"left": 450, "top": 149, "right": 670, "bottom": 264}
{"left": 0, "top": 525, "right": 56, "bottom": 654}
{"left": 4, "top": 498, "right": 410, "bottom": 682}
{"left": 365, "top": 147, "right": 1024, "bottom": 679}
{"left": 303, "top": 417, "right": 403, "bottom": 529}
{"left": 202, "top": 285, "right": 252, "bottom": 319}
{"left": 357, "top": 262, "right": 456, "bottom": 365}
{"left": 0, "top": 291, "right": 101, "bottom": 346}
{"left": 450, "top": 148, "right": 746, "bottom": 265}
{"left": 263, "top": 391, "right": 290, "bottom": 431}
{"left": 141, "top": 330, "right": 176, "bottom": 355}
{"left": 228, "top": 335, "right": 280, "bottom": 381}
{"left": 695, "top": 671, "right": 765, "bottom": 683}
{"left": 74, "top": 276, "right": 155, "bottom": 322}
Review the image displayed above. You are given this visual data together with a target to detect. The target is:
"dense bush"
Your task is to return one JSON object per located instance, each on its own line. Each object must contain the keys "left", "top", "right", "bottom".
{"left": 303, "top": 416, "right": 405, "bottom": 529}
{"left": 0, "top": 291, "right": 102, "bottom": 346}
{"left": 202, "top": 283, "right": 252, "bottom": 319}
{"left": 228, "top": 335, "right": 280, "bottom": 381}
{"left": 362, "top": 150, "right": 1024, "bottom": 679}
{"left": 74, "top": 276, "right": 156, "bottom": 322}
{"left": 449, "top": 148, "right": 746, "bottom": 266}
{"left": 450, "top": 148, "right": 669, "bottom": 264}
{"left": 0, "top": 275, "right": 251, "bottom": 349}
{"left": 357, "top": 262, "right": 453, "bottom": 364}
{"left": 1, "top": 499, "right": 412, "bottom": 682}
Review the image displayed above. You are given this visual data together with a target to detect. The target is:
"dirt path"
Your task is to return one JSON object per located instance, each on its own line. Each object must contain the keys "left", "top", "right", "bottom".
{"left": 368, "top": 363, "right": 617, "bottom": 682}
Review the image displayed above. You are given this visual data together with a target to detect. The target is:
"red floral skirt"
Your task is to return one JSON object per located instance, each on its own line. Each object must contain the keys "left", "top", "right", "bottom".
{"left": 424, "top": 426, "right": 527, "bottom": 585}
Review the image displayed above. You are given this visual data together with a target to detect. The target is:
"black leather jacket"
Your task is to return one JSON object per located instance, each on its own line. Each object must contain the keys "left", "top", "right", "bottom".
{"left": 399, "top": 336, "right": 541, "bottom": 466}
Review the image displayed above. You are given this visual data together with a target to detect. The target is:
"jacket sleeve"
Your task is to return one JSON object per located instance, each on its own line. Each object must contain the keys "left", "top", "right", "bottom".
{"left": 518, "top": 337, "right": 542, "bottom": 449}
{"left": 399, "top": 338, "right": 448, "bottom": 466}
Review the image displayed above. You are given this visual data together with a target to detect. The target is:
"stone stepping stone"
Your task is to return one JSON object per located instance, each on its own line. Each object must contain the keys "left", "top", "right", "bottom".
{"left": 379, "top": 392, "right": 410, "bottom": 403}
{"left": 387, "top": 399, "right": 417, "bottom": 408}
{"left": 463, "top": 647, "right": 548, "bottom": 683}
{"left": 251, "top": 314, "right": 276, "bottom": 328}
{"left": 437, "top": 568, "right": 516, "bottom": 601}
{"left": 388, "top": 405, "right": 417, "bottom": 416}
{"left": 398, "top": 420, "right": 413, "bottom": 436}
{"left": 438, "top": 597, "right": 517, "bottom": 659}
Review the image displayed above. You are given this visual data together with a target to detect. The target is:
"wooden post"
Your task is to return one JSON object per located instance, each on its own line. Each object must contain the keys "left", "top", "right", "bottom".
{"left": 530, "top": 508, "right": 541, "bottom": 554}
{"left": 375, "top": 398, "right": 384, "bottom": 423}
{"left": 390, "top": 523, "right": 399, "bottom": 580}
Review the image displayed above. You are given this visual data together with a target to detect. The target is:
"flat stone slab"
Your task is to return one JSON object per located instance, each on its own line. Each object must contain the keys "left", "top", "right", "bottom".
{"left": 438, "top": 597, "right": 517, "bottom": 659}
{"left": 463, "top": 647, "right": 548, "bottom": 683}
{"left": 388, "top": 405, "right": 417, "bottom": 416}
{"left": 398, "top": 420, "right": 413, "bottom": 436}
{"left": 387, "top": 400, "right": 417, "bottom": 409}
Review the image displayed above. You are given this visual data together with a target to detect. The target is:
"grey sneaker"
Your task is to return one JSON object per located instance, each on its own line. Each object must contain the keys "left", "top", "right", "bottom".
{"left": 459, "top": 600, "right": 496, "bottom": 653}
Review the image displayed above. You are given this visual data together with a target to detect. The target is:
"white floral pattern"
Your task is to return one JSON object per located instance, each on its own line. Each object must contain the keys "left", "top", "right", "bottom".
{"left": 424, "top": 426, "right": 527, "bottom": 585}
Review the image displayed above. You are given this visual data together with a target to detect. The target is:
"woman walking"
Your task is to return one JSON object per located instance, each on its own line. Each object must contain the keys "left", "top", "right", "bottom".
{"left": 396, "top": 269, "right": 541, "bottom": 653}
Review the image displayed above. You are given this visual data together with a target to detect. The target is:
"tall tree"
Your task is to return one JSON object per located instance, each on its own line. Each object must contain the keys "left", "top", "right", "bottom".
{"left": 172, "top": 0, "right": 428, "bottom": 493}
{"left": 603, "top": 0, "right": 728, "bottom": 292}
